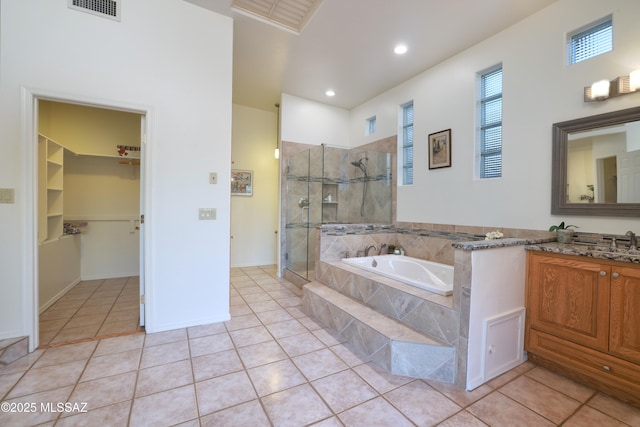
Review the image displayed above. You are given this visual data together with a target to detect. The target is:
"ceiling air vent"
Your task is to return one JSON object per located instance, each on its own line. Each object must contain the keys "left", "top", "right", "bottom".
{"left": 231, "top": 0, "right": 324, "bottom": 34}
{"left": 68, "top": 0, "right": 120, "bottom": 22}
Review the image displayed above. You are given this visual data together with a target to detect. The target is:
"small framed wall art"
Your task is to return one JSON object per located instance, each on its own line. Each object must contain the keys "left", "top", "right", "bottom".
{"left": 428, "top": 129, "right": 452, "bottom": 170}
{"left": 231, "top": 169, "right": 253, "bottom": 196}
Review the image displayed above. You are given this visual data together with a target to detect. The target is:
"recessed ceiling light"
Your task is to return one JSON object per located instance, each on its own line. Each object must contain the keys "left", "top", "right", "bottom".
{"left": 394, "top": 44, "right": 408, "bottom": 55}
{"left": 326, "top": 90, "right": 335, "bottom": 97}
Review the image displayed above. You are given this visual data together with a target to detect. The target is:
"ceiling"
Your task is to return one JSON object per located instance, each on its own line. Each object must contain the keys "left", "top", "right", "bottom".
{"left": 185, "top": 0, "right": 558, "bottom": 112}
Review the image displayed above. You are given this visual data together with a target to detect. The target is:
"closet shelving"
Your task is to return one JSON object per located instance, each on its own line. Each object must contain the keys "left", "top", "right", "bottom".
{"left": 38, "top": 134, "right": 65, "bottom": 243}
{"left": 38, "top": 133, "right": 141, "bottom": 243}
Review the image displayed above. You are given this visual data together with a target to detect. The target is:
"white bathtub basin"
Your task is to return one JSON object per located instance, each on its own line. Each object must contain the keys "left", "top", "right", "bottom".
{"left": 342, "top": 254, "right": 453, "bottom": 296}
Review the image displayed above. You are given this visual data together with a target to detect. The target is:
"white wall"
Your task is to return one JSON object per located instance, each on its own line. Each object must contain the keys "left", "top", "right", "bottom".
{"left": 281, "top": 93, "right": 350, "bottom": 147}
{"left": 348, "top": 0, "right": 640, "bottom": 234}
{"left": 65, "top": 154, "right": 140, "bottom": 279}
{"left": 0, "top": 0, "right": 233, "bottom": 343}
{"left": 467, "top": 246, "right": 526, "bottom": 389}
{"left": 39, "top": 235, "right": 81, "bottom": 313}
{"left": 39, "top": 100, "right": 142, "bottom": 156}
{"left": 231, "top": 104, "right": 279, "bottom": 267}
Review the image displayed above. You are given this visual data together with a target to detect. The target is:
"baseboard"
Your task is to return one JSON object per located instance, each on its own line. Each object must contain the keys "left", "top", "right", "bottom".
{"left": 39, "top": 278, "right": 81, "bottom": 314}
{"left": 144, "top": 313, "right": 231, "bottom": 334}
{"left": 80, "top": 271, "right": 139, "bottom": 281}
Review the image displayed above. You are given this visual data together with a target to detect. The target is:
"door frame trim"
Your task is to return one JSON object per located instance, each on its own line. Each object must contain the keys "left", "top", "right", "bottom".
{"left": 21, "top": 87, "right": 153, "bottom": 351}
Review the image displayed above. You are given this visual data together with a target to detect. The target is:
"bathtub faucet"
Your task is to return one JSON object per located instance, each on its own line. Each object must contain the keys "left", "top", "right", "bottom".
{"left": 364, "top": 245, "right": 378, "bottom": 257}
{"left": 378, "top": 243, "right": 387, "bottom": 255}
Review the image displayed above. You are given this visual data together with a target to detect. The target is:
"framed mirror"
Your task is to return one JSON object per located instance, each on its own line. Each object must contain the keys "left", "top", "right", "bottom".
{"left": 551, "top": 106, "right": 640, "bottom": 217}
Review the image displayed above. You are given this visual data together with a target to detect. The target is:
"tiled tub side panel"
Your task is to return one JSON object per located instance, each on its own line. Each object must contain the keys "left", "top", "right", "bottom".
{"left": 318, "top": 262, "right": 460, "bottom": 346}
{"left": 303, "top": 285, "right": 456, "bottom": 382}
{"left": 455, "top": 248, "right": 473, "bottom": 388}
{"left": 302, "top": 287, "right": 392, "bottom": 372}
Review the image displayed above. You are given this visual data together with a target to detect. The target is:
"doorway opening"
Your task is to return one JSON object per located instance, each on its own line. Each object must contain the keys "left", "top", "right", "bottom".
{"left": 597, "top": 156, "right": 617, "bottom": 204}
{"left": 24, "top": 91, "right": 150, "bottom": 350}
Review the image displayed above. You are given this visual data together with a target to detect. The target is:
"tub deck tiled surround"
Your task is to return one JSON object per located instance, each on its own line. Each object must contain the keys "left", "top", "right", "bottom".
{"left": 304, "top": 260, "right": 458, "bottom": 382}
{"left": 2, "top": 265, "right": 639, "bottom": 426}
{"left": 302, "top": 223, "right": 557, "bottom": 388}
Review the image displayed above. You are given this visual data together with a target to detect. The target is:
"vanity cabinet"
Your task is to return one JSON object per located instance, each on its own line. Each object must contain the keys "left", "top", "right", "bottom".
{"left": 525, "top": 251, "right": 640, "bottom": 407}
{"left": 609, "top": 265, "right": 640, "bottom": 365}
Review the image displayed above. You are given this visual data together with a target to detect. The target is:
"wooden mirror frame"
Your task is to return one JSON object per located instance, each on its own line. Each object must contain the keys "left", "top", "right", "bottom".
{"left": 551, "top": 106, "right": 640, "bottom": 217}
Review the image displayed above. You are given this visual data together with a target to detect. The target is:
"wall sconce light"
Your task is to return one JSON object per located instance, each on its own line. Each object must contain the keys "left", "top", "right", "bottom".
{"left": 630, "top": 69, "right": 640, "bottom": 92}
{"left": 584, "top": 69, "right": 640, "bottom": 102}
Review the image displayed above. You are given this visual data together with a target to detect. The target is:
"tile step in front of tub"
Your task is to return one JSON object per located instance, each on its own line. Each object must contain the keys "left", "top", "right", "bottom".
{"left": 0, "top": 336, "right": 29, "bottom": 366}
{"left": 303, "top": 281, "right": 456, "bottom": 382}
{"left": 315, "top": 260, "right": 460, "bottom": 347}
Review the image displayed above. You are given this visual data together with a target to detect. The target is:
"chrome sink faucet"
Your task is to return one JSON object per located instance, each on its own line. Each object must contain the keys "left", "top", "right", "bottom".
{"left": 626, "top": 230, "right": 637, "bottom": 250}
{"left": 364, "top": 244, "right": 378, "bottom": 257}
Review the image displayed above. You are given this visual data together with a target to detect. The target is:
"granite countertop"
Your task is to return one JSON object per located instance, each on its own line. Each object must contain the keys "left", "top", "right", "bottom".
{"left": 453, "top": 237, "right": 640, "bottom": 264}
{"left": 525, "top": 241, "right": 640, "bottom": 264}
{"left": 451, "top": 237, "right": 553, "bottom": 251}
{"left": 319, "top": 224, "right": 640, "bottom": 264}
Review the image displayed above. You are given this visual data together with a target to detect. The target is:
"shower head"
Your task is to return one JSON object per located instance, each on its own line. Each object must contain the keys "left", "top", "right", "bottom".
{"left": 350, "top": 158, "right": 368, "bottom": 176}
{"left": 351, "top": 157, "right": 368, "bottom": 167}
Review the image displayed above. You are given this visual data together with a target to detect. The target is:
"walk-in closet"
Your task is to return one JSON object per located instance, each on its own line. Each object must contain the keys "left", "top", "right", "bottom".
{"left": 37, "top": 100, "right": 143, "bottom": 344}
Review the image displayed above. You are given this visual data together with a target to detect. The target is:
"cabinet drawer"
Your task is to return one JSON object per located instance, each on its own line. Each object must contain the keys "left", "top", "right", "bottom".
{"left": 528, "top": 329, "right": 640, "bottom": 405}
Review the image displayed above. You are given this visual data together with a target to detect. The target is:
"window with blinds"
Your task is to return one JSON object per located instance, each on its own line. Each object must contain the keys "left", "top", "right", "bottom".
{"left": 367, "top": 116, "right": 376, "bottom": 135}
{"left": 480, "top": 67, "right": 502, "bottom": 179}
{"left": 568, "top": 16, "right": 612, "bottom": 64}
{"left": 401, "top": 102, "right": 414, "bottom": 185}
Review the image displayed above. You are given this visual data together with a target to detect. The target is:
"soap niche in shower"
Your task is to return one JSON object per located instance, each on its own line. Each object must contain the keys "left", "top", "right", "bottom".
{"left": 322, "top": 183, "right": 338, "bottom": 223}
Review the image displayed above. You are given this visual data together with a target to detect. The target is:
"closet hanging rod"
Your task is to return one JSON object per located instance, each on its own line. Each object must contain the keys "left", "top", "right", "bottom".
{"left": 119, "top": 160, "right": 140, "bottom": 166}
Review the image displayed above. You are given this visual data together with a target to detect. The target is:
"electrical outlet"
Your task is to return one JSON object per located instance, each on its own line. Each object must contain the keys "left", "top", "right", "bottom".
{"left": 209, "top": 172, "right": 217, "bottom": 184}
{"left": 199, "top": 208, "right": 216, "bottom": 220}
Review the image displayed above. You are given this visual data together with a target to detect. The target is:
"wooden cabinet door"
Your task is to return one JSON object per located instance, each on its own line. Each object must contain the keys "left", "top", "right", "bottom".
{"left": 528, "top": 253, "right": 610, "bottom": 351}
{"left": 610, "top": 265, "right": 640, "bottom": 364}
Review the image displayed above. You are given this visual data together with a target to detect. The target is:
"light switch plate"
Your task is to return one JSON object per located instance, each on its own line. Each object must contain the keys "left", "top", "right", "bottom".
{"left": 199, "top": 208, "right": 216, "bottom": 220}
{"left": 209, "top": 172, "right": 217, "bottom": 184}
{"left": 0, "top": 188, "right": 15, "bottom": 204}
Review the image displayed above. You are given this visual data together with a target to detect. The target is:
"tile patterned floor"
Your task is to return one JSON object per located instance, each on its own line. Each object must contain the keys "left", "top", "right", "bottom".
{"left": 1, "top": 265, "right": 639, "bottom": 426}
{"left": 39, "top": 277, "right": 142, "bottom": 346}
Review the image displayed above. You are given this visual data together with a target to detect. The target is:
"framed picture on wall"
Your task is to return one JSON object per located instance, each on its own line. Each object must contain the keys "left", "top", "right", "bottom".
{"left": 231, "top": 169, "right": 253, "bottom": 196}
{"left": 428, "top": 129, "right": 452, "bottom": 169}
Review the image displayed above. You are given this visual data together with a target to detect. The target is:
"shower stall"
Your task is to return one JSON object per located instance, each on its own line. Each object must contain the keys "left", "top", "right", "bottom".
{"left": 284, "top": 144, "right": 393, "bottom": 281}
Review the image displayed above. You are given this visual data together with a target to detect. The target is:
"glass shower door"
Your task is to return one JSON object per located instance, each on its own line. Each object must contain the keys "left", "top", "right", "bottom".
{"left": 285, "top": 149, "right": 311, "bottom": 279}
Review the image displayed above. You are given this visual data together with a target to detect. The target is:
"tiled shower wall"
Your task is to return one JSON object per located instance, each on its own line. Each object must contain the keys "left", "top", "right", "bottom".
{"left": 321, "top": 144, "right": 394, "bottom": 224}
{"left": 280, "top": 137, "right": 397, "bottom": 279}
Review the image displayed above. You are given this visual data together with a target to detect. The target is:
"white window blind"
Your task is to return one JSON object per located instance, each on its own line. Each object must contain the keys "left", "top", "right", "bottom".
{"left": 401, "top": 103, "right": 414, "bottom": 185}
{"left": 480, "top": 68, "right": 502, "bottom": 179}
{"left": 568, "top": 16, "right": 612, "bottom": 64}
